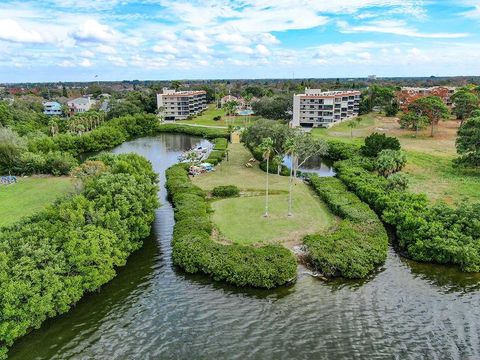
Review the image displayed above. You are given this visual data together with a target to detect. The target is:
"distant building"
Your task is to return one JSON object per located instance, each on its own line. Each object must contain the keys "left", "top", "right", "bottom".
{"left": 43, "top": 101, "right": 63, "bottom": 116}
{"left": 221, "top": 95, "right": 242, "bottom": 107}
{"left": 291, "top": 88, "right": 361, "bottom": 128}
{"left": 67, "top": 96, "right": 96, "bottom": 114}
{"left": 368, "top": 75, "right": 377, "bottom": 80}
{"left": 157, "top": 88, "right": 207, "bottom": 121}
{"left": 395, "top": 86, "right": 456, "bottom": 109}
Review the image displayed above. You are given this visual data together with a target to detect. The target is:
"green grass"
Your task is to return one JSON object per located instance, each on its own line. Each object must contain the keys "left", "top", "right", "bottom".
{"left": 405, "top": 151, "right": 480, "bottom": 204}
{"left": 177, "top": 103, "right": 262, "bottom": 127}
{"left": 0, "top": 176, "right": 75, "bottom": 228}
{"left": 193, "top": 143, "right": 334, "bottom": 246}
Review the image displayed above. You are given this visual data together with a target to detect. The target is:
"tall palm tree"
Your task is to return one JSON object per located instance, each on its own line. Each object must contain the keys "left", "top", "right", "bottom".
{"left": 284, "top": 137, "right": 296, "bottom": 217}
{"left": 260, "top": 137, "right": 274, "bottom": 217}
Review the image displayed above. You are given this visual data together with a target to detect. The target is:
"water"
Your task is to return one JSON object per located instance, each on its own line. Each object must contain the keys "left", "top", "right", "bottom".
{"left": 9, "top": 134, "right": 480, "bottom": 360}
{"left": 283, "top": 155, "right": 336, "bottom": 177}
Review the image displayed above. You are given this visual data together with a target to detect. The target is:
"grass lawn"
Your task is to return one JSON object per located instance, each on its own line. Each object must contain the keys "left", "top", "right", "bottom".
{"left": 0, "top": 176, "right": 75, "bottom": 228}
{"left": 312, "top": 113, "right": 480, "bottom": 204}
{"left": 176, "top": 103, "right": 262, "bottom": 127}
{"left": 193, "top": 143, "right": 335, "bottom": 247}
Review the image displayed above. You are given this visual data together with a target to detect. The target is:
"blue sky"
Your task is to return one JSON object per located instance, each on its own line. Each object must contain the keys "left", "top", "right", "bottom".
{"left": 1, "top": 0, "right": 480, "bottom": 82}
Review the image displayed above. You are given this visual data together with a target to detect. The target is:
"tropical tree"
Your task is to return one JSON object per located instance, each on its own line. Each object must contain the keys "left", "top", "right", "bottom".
{"left": 259, "top": 137, "right": 274, "bottom": 217}
{"left": 285, "top": 132, "right": 328, "bottom": 216}
{"left": 224, "top": 100, "right": 238, "bottom": 124}
{"left": 171, "top": 80, "right": 183, "bottom": 91}
{"left": 347, "top": 121, "right": 357, "bottom": 138}
{"left": 400, "top": 111, "right": 429, "bottom": 137}
{"left": 407, "top": 96, "right": 449, "bottom": 137}
{"left": 374, "top": 149, "right": 407, "bottom": 177}
{"left": 455, "top": 116, "right": 480, "bottom": 166}
{"left": 451, "top": 90, "right": 478, "bottom": 126}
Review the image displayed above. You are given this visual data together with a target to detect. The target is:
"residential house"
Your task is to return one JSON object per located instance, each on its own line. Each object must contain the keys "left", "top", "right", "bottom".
{"left": 43, "top": 101, "right": 63, "bottom": 116}
{"left": 67, "top": 96, "right": 96, "bottom": 114}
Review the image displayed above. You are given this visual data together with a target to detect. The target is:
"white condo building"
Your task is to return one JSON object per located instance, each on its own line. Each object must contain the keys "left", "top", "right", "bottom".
{"left": 157, "top": 88, "right": 207, "bottom": 121}
{"left": 291, "top": 88, "right": 361, "bottom": 128}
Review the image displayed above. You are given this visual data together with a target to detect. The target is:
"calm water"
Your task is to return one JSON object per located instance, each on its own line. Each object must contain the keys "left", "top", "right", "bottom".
{"left": 283, "top": 155, "right": 336, "bottom": 177}
{"left": 9, "top": 134, "right": 480, "bottom": 360}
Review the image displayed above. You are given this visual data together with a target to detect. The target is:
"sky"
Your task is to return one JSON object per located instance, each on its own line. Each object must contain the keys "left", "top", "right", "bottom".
{"left": 1, "top": 0, "right": 480, "bottom": 83}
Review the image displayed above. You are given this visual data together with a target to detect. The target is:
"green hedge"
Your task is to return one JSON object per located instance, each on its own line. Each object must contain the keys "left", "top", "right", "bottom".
{"left": 304, "top": 176, "right": 388, "bottom": 278}
{"left": 0, "top": 153, "right": 159, "bottom": 358}
{"left": 158, "top": 124, "right": 229, "bottom": 139}
{"left": 334, "top": 157, "right": 480, "bottom": 272}
{"left": 166, "top": 164, "right": 297, "bottom": 288}
{"left": 212, "top": 185, "right": 239, "bottom": 198}
{"left": 205, "top": 137, "right": 229, "bottom": 165}
{"left": 213, "top": 138, "right": 228, "bottom": 150}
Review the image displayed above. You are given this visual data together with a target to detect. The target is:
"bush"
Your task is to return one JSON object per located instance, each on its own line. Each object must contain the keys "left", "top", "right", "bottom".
{"left": 325, "top": 140, "right": 361, "bottom": 161}
{"left": 213, "top": 115, "right": 222, "bottom": 121}
{"left": 304, "top": 176, "right": 388, "bottom": 278}
{"left": 157, "top": 124, "right": 228, "bottom": 139}
{"left": 333, "top": 156, "right": 480, "bottom": 272}
{"left": 43, "top": 151, "right": 78, "bottom": 175}
{"left": 166, "top": 164, "right": 297, "bottom": 288}
{"left": 374, "top": 149, "right": 407, "bottom": 177}
{"left": 0, "top": 153, "right": 158, "bottom": 356}
{"left": 386, "top": 172, "right": 409, "bottom": 191}
{"left": 213, "top": 137, "right": 228, "bottom": 150}
{"left": 361, "top": 132, "right": 401, "bottom": 157}
{"left": 212, "top": 185, "right": 240, "bottom": 198}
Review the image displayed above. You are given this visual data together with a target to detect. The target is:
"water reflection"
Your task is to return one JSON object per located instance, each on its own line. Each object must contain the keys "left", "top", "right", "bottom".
{"left": 283, "top": 155, "right": 336, "bottom": 177}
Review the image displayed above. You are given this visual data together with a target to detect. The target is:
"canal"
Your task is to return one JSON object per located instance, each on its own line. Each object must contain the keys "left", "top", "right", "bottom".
{"left": 9, "top": 133, "right": 480, "bottom": 359}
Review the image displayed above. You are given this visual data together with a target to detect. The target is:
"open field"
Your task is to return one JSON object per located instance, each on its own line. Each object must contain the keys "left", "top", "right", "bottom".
{"left": 312, "top": 113, "right": 480, "bottom": 204}
{"left": 192, "top": 143, "right": 334, "bottom": 246}
{"left": 0, "top": 176, "right": 75, "bottom": 228}
{"left": 176, "top": 103, "right": 261, "bottom": 127}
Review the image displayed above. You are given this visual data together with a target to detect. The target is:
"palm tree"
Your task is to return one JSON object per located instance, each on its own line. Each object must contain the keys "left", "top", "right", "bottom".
{"left": 260, "top": 137, "right": 274, "bottom": 217}
{"left": 284, "top": 137, "right": 296, "bottom": 217}
{"left": 347, "top": 121, "right": 357, "bottom": 138}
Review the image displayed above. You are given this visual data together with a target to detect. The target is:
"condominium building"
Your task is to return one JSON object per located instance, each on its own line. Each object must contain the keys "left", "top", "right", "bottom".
{"left": 291, "top": 88, "right": 361, "bottom": 128}
{"left": 157, "top": 88, "right": 207, "bottom": 121}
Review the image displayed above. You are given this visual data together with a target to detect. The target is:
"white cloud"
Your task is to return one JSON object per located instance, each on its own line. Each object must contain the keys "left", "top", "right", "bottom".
{"left": 79, "top": 58, "right": 92, "bottom": 67}
{"left": 256, "top": 33, "right": 280, "bottom": 45}
{"left": 216, "top": 33, "right": 251, "bottom": 46}
{"left": 337, "top": 20, "right": 469, "bottom": 39}
{"left": 80, "top": 49, "right": 95, "bottom": 58}
{"left": 229, "top": 45, "right": 254, "bottom": 55}
{"left": 152, "top": 43, "right": 179, "bottom": 54}
{"left": 255, "top": 44, "right": 271, "bottom": 57}
{"left": 72, "top": 19, "right": 117, "bottom": 43}
{"left": 0, "top": 19, "right": 44, "bottom": 43}
{"left": 96, "top": 45, "right": 117, "bottom": 54}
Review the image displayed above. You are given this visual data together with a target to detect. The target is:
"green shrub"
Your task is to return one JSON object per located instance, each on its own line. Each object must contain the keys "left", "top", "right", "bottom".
{"left": 166, "top": 164, "right": 297, "bottom": 288}
{"left": 374, "top": 149, "right": 407, "bottom": 177}
{"left": 304, "top": 176, "right": 388, "bottom": 278}
{"left": 212, "top": 185, "right": 240, "bottom": 198}
{"left": 333, "top": 156, "right": 480, "bottom": 272}
{"left": 326, "top": 140, "right": 361, "bottom": 161}
{"left": 0, "top": 153, "right": 159, "bottom": 356}
{"left": 213, "top": 137, "right": 228, "bottom": 150}
{"left": 44, "top": 151, "right": 78, "bottom": 175}
{"left": 213, "top": 115, "right": 222, "bottom": 121}
{"left": 361, "top": 132, "right": 401, "bottom": 157}
{"left": 386, "top": 172, "right": 409, "bottom": 191}
{"left": 158, "top": 124, "right": 228, "bottom": 139}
